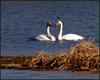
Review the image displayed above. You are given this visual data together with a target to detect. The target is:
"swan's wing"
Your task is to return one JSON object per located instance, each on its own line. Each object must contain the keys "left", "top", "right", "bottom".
{"left": 36, "top": 34, "right": 50, "bottom": 41}
{"left": 62, "top": 34, "right": 84, "bottom": 41}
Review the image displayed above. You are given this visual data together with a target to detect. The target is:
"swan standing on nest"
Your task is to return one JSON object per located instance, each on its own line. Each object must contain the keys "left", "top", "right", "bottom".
{"left": 36, "top": 22, "right": 56, "bottom": 41}
{"left": 55, "top": 20, "right": 84, "bottom": 41}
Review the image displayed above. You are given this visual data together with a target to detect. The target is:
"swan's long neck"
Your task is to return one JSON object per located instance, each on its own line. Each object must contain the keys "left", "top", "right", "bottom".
{"left": 47, "top": 26, "right": 55, "bottom": 41}
{"left": 47, "top": 26, "right": 52, "bottom": 39}
{"left": 58, "top": 22, "right": 63, "bottom": 40}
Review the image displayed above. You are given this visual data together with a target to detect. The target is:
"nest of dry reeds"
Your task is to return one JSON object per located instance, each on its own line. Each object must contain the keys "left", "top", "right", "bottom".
{"left": 0, "top": 40, "right": 99, "bottom": 72}
{"left": 68, "top": 40, "right": 99, "bottom": 71}
{"left": 27, "top": 40, "right": 99, "bottom": 71}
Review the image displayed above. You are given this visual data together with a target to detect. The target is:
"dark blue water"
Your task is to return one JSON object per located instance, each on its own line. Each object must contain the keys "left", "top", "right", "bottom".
{"left": 1, "top": 1, "right": 99, "bottom": 56}
{"left": 1, "top": 70, "right": 99, "bottom": 79}
{"left": 1, "top": 1, "right": 99, "bottom": 79}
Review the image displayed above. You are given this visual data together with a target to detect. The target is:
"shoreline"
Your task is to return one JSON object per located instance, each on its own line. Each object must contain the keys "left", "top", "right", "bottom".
{"left": 0, "top": 40, "right": 99, "bottom": 72}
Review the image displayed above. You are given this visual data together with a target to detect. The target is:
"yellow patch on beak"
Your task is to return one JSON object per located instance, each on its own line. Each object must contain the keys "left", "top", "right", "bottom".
{"left": 56, "top": 22, "right": 61, "bottom": 27}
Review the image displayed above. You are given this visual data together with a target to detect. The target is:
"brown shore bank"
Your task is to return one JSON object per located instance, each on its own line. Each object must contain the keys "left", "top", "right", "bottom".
{"left": 0, "top": 40, "right": 99, "bottom": 72}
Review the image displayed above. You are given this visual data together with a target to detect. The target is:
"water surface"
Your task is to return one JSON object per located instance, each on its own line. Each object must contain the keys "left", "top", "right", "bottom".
{"left": 1, "top": 1, "right": 99, "bottom": 56}
{"left": 1, "top": 1, "right": 99, "bottom": 79}
{"left": 1, "top": 70, "right": 99, "bottom": 79}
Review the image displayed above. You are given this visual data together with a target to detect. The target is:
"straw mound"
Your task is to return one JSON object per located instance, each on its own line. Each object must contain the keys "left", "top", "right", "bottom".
{"left": 68, "top": 41, "right": 99, "bottom": 71}
{"left": 0, "top": 40, "right": 99, "bottom": 71}
{"left": 27, "top": 40, "right": 99, "bottom": 71}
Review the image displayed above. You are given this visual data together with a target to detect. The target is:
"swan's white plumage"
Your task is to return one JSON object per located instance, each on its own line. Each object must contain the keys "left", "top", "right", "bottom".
{"left": 62, "top": 34, "right": 84, "bottom": 41}
{"left": 56, "top": 20, "right": 84, "bottom": 41}
{"left": 36, "top": 34, "right": 50, "bottom": 41}
{"left": 36, "top": 22, "right": 56, "bottom": 41}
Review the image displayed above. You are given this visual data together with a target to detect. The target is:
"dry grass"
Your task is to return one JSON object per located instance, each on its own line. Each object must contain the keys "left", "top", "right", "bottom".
{"left": 0, "top": 40, "right": 99, "bottom": 72}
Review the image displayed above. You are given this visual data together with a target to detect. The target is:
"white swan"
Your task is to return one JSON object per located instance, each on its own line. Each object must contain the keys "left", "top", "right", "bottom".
{"left": 55, "top": 20, "right": 84, "bottom": 41}
{"left": 36, "top": 22, "right": 56, "bottom": 41}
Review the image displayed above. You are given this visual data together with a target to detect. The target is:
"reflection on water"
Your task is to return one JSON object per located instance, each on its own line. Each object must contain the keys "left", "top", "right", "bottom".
{"left": 1, "top": 70, "right": 99, "bottom": 79}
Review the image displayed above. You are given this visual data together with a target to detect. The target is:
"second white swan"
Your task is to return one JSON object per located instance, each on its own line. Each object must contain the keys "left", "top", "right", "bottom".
{"left": 36, "top": 22, "right": 56, "bottom": 41}
{"left": 55, "top": 20, "right": 84, "bottom": 41}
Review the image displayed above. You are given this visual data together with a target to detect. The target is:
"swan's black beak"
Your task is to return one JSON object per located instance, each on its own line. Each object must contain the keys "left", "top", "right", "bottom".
{"left": 47, "top": 21, "right": 52, "bottom": 27}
